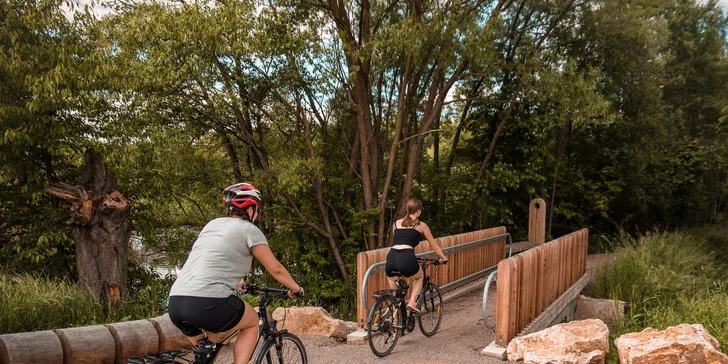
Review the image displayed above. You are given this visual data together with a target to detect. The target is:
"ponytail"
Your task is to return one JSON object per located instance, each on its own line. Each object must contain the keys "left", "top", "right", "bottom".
{"left": 401, "top": 199, "right": 422, "bottom": 228}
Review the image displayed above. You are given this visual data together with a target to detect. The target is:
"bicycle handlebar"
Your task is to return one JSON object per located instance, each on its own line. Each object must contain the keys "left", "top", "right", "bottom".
{"left": 417, "top": 257, "right": 447, "bottom": 263}
{"left": 242, "top": 283, "right": 304, "bottom": 298}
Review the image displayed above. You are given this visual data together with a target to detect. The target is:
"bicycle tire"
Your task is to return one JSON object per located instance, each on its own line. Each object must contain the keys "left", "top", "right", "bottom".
{"left": 366, "top": 295, "right": 401, "bottom": 357}
{"left": 417, "top": 283, "right": 443, "bottom": 336}
{"left": 253, "top": 332, "right": 308, "bottom": 364}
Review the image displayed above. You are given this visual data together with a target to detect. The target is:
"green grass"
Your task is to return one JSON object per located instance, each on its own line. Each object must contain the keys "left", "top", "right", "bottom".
{"left": 0, "top": 268, "right": 172, "bottom": 334}
{"left": 587, "top": 227, "right": 728, "bottom": 363}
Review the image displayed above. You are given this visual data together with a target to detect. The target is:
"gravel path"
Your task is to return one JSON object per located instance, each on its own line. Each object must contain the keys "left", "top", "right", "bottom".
{"left": 213, "top": 253, "right": 618, "bottom": 364}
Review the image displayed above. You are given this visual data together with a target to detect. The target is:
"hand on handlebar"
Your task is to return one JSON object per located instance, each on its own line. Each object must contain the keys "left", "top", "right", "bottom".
{"left": 439, "top": 257, "right": 448, "bottom": 265}
{"left": 236, "top": 280, "right": 247, "bottom": 293}
{"left": 288, "top": 285, "right": 304, "bottom": 299}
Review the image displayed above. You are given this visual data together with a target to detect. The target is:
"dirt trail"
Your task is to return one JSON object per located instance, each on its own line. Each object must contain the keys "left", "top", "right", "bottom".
{"left": 214, "top": 253, "right": 617, "bottom": 364}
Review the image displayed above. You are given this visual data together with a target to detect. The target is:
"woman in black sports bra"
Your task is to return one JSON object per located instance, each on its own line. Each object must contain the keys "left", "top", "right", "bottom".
{"left": 385, "top": 198, "right": 448, "bottom": 313}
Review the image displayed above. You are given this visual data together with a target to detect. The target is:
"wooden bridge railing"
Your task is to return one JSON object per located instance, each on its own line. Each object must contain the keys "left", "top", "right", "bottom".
{"left": 494, "top": 228, "right": 588, "bottom": 346}
{"left": 357, "top": 226, "right": 508, "bottom": 327}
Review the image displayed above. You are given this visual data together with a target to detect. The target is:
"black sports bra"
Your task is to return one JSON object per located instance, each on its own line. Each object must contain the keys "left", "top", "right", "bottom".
{"left": 393, "top": 223, "right": 422, "bottom": 248}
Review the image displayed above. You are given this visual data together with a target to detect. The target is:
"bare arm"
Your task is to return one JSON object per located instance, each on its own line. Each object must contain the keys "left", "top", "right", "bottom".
{"left": 251, "top": 244, "right": 302, "bottom": 294}
{"left": 420, "top": 223, "right": 448, "bottom": 262}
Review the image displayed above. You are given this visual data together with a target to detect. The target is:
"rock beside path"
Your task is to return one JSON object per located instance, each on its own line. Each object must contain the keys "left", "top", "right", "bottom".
{"left": 507, "top": 319, "right": 609, "bottom": 363}
{"left": 574, "top": 295, "right": 625, "bottom": 325}
{"left": 615, "top": 324, "right": 728, "bottom": 364}
{"left": 271, "top": 307, "right": 350, "bottom": 338}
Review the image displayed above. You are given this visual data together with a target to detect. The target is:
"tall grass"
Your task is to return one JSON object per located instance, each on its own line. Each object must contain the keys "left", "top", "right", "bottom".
{"left": 0, "top": 267, "right": 173, "bottom": 334}
{"left": 588, "top": 227, "right": 728, "bottom": 363}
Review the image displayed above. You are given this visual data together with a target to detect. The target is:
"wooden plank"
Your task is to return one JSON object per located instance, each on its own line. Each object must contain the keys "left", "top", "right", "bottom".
{"left": 582, "top": 229, "right": 589, "bottom": 275}
{"left": 528, "top": 198, "right": 547, "bottom": 245}
{"left": 534, "top": 246, "right": 545, "bottom": 315}
{"left": 519, "top": 251, "right": 536, "bottom": 331}
{"left": 557, "top": 238, "right": 567, "bottom": 296}
{"left": 495, "top": 259, "right": 513, "bottom": 347}
{"left": 565, "top": 235, "right": 574, "bottom": 287}
{"left": 515, "top": 254, "right": 527, "bottom": 332}
{"left": 526, "top": 250, "right": 539, "bottom": 325}
{"left": 549, "top": 242, "right": 559, "bottom": 305}
{"left": 356, "top": 252, "right": 367, "bottom": 326}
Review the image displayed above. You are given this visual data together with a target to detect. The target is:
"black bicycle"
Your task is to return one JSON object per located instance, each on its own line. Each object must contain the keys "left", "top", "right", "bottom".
{"left": 366, "top": 257, "right": 444, "bottom": 357}
{"left": 128, "top": 284, "right": 307, "bottom": 364}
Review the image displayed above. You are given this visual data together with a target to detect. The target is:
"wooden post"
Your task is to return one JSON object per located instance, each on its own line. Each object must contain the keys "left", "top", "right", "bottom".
{"left": 528, "top": 198, "right": 546, "bottom": 245}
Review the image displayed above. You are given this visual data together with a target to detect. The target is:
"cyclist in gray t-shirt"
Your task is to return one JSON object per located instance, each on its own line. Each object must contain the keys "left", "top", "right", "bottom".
{"left": 168, "top": 183, "right": 304, "bottom": 364}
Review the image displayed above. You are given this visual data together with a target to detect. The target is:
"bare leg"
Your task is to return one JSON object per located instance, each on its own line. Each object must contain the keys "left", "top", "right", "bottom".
{"left": 387, "top": 276, "right": 399, "bottom": 290}
{"left": 407, "top": 269, "right": 424, "bottom": 304}
{"left": 206, "top": 300, "right": 259, "bottom": 364}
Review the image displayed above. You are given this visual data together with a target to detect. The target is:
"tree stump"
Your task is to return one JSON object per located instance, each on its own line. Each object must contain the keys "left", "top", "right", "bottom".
{"left": 45, "top": 149, "right": 131, "bottom": 307}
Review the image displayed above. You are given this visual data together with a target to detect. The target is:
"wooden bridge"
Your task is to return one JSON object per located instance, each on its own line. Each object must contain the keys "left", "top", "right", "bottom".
{"left": 0, "top": 198, "right": 590, "bottom": 363}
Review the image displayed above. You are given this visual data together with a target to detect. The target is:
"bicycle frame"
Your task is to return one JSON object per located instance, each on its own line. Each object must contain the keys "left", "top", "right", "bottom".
{"left": 128, "top": 286, "right": 294, "bottom": 364}
{"left": 387, "top": 258, "right": 439, "bottom": 332}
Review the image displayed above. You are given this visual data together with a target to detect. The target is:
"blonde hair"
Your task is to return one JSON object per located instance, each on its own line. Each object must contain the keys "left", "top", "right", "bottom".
{"left": 401, "top": 199, "right": 422, "bottom": 228}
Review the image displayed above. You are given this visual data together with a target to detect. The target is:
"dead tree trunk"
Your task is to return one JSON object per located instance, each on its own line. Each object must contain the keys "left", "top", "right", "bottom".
{"left": 45, "top": 149, "right": 131, "bottom": 308}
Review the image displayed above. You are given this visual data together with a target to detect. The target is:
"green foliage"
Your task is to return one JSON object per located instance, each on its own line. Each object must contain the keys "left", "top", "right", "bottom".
{"left": 588, "top": 228, "right": 728, "bottom": 363}
{"left": 2, "top": 0, "right": 728, "bottom": 326}
{"left": 0, "top": 267, "right": 172, "bottom": 334}
{"left": 590, "top": 231, "right": 725, "bottom": 302}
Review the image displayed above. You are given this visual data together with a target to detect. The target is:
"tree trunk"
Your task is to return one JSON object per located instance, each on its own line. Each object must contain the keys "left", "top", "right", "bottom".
{"left": 44, "top": 149, "right": 131, "bottom": 309}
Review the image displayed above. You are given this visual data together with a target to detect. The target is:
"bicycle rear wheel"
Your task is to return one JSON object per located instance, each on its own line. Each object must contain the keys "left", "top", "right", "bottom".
{"left": 366, "top": 295, "right": 401, "bottom": 357}
{"left": 253, "top": 332, "right": 307, "bottom": 364}
{"left": 417, "top": 283, "right": 443, "bottom": 336}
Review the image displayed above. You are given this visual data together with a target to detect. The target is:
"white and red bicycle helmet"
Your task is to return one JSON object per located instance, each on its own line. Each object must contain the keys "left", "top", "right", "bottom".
{"left": 222, "top": 183, "right": 261, "bottom": 213}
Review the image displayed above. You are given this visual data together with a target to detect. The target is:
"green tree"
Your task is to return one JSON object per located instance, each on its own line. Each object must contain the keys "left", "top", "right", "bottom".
{"left": 0, "top": 0, "right": 102, "bottom": 274}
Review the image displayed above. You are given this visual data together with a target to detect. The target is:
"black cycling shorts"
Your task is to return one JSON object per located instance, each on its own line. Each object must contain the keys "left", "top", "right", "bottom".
{"left": 385, "top": 248, "right": 420, "bottom": 278}
{"left": 168, "top": 295, "right": 245, "bottom": 337}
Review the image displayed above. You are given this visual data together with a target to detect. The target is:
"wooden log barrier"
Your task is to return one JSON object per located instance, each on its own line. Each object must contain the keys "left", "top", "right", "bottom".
{"left": 148, "top": 314, "right": 192, "bottom": 353}
{"left": 0, "top": 330, "right": 64, "bottom": 364}
{"left": 105, "top": 320, "right": 159, "bottom": 364}
{"left": 55, "top": 325, "right": 115, "bottom": 364}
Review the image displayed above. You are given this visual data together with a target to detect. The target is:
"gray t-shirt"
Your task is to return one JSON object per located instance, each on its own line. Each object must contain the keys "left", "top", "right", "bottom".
{"left": 169, "top": 217, "right": 268, "bottom": 298}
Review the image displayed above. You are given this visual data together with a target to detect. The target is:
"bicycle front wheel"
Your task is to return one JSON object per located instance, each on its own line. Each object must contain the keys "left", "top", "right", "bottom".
{"left": 367, "top": 295, "right": 401, "bottom": 357}
{"left": 253, "top": 332, "right": 308, "bottom": 364}
{"left": 418, "top": 283, "right": 443, "bottom": 336}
